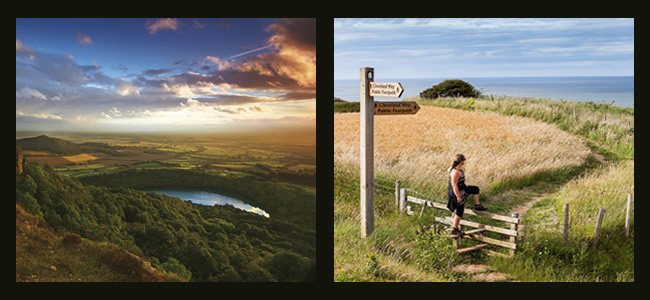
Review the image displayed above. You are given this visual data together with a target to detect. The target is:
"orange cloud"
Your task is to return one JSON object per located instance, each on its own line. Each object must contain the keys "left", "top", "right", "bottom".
{"left": 146, "top": 18, "right": 179, "bottom": 34}
{"left": 205, "top": 18, "right": 315, "bottom": 89}
{"left": 76, "top": 32, "right": 93, "bottom": 46}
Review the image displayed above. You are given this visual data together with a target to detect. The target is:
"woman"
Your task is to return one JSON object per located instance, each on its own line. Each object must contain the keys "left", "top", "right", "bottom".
{"left": 447, "top": 154, "right": 487, "bottom": 236}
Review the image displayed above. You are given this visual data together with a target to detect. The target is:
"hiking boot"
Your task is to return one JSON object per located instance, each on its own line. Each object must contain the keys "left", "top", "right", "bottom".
{"left": 450, "top": 227, "right": 465, "bottom": 237}
{"left": 473, "top": 204, "right": 488, "bottom": 211}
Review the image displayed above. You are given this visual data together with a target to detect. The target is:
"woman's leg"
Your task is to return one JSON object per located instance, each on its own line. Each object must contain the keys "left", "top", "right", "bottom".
{"left": 453, "top": 215, "right": 461, "bottom": 228}
{"left": 473, "top": 193, "right": 480, "bottom": 205}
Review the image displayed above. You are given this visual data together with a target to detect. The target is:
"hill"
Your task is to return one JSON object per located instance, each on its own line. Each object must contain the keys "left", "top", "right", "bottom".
{"left": 16, "top": 135, "right": 123, "bottom": 156}
{"left": 16, "top": 203, "right": 181, "bottom": 282}
{"left": 16, "top": 147, "right": 316, "bottom": 282}
{"left": 334, "top": 96, "right": 633, "bottom": 282}
{"left": 334, "top": 98, "right": 360, "bottom": 113}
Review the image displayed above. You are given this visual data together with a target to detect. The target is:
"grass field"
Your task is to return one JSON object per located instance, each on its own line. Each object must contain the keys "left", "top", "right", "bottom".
{"left": 17, "top": 132, "right": 316, "bottom": 187}
{"left": 63, "top": 153, "right": 97, "bottom": 163}
{"left": 334, "top": 96, "right": 633, "bottom": 282}
{"left": 335, "top": 105, "right": 591, "bottom": 198}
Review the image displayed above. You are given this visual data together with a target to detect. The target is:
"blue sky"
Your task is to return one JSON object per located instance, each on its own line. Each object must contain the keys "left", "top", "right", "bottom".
{"left": 16, "top": 18, "right": 315, "bottom": 132}
{"left": 334, "top": 18, "right": 634, "bottom": 79}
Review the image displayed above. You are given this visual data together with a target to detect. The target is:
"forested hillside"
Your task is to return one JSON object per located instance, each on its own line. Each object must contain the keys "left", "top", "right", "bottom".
{"left": 16, "top": 153, "right": 316, "bottom": 282}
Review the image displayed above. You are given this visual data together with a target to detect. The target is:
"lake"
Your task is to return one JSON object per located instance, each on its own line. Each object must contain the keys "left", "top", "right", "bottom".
{"left": 335, "top": 76, "right": 634, "bottom": 108}
{"left": 145, "top": 188, "right": 270, "bottom": 218}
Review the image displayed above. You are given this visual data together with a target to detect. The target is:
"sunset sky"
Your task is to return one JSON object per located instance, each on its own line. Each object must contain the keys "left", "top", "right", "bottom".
{"left": 16, "top": 18, "right": 315, "bottom": 132}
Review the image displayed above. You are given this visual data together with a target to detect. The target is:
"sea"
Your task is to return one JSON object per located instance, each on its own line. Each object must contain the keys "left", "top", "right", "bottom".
{"left": 334, "top": 76, "right": 634, "bottom": 108}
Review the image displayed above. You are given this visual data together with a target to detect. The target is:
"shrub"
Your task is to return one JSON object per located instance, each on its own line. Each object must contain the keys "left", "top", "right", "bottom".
{"left": 420, "top": 79, "right": 481, "bottom": 99}
{"left": 100, "top": 247, "right": 164, "bottom": 282}
{"left": 412, "top": 229, "right": 459, "bottom": 272}
{"left": 62, "top": 233, "right": 82, "bottom": 245}
{"left": 160, "top": 257, "right": 192, "bottom": 281}
{"left": 334, "top": 98, "right": 360, "bottom": 113}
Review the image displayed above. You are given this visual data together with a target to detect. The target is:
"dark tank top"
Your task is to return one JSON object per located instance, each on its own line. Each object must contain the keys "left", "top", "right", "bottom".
{"left": 448, "top": 168, "right": 467, "bottom": 201}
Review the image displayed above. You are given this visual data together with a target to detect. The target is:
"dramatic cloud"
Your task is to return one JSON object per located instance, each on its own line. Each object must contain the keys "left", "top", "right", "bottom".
{"left": 204, "top": 18, "right": 316, "bottom": 89}
{"left": 146, "top": 18, "right": 179, "bottom": 34}
{"left": 17, "top": 19, "right": 316, "bottom": 132}
{"left": 76, "top": 32, "right": 93, "bottom": 46}
{"left": 267, "top": 18, "right": 316, "bottom": 55}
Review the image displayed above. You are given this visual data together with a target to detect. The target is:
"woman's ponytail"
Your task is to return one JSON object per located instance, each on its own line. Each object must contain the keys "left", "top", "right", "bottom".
{"left": 448, "top": 154, "right": 466, "bottom": 172}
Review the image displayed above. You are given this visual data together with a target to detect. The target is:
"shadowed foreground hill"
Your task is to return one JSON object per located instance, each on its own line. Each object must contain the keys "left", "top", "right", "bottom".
{"left": 16, "top": 145, "right": 315, "bottom": 282}
{"left": 16, "top": 204, "right": 182, "bottom": 282}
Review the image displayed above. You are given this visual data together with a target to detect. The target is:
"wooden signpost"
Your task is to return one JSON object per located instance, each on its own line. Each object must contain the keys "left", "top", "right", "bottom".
{"left": 375, "top": 101, "right": 420, "bottom": 115}
{"left": 370, "top": 82, "right": 404, "bottom": 98}
{"left": 360, "top": 67, "right": 418, "bottom": 238}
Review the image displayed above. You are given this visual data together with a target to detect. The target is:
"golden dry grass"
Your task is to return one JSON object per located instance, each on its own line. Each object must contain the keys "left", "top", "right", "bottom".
{"left": 334, "top": 106, "right": 591, "bottom": 196}
{"left": 23, "top": 151, "right": 52, "bottom": 156}
{"left": 63, "top": 153, "right": 97, "bottom": 163}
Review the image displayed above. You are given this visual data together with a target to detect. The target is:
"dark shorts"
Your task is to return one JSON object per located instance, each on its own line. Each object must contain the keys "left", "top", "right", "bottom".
{"left": 448, "top": 185, "right": 480, "bottom": 218}
{"left": 465, "top": 185, "right": 480, "bottom": 195}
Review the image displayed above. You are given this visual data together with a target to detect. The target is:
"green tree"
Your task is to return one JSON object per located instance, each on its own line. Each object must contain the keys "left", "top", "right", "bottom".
{"left": 20, "top": 175, "right": 38, "bottom": 196}
{"left": 263, "top": 250, "right": 309, "bottom": 282}
{"left": 160, "top": 257, "right": 192, "bottom": 281}
{"left": 420, "top": 79, "right": 481, "bottom": 99}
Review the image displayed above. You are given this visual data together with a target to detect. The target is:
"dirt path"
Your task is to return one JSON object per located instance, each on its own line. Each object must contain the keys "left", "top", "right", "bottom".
{"left": 452, "top": 264, "right": 519, "bottom": 282}
{"left": 453, "top": 150, "right": 609, "bottom": 282}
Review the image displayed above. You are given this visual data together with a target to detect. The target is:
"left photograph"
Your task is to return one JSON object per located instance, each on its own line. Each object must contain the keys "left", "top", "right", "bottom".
{"left": 16, "top": 18, "right": 316, "bottom": 282}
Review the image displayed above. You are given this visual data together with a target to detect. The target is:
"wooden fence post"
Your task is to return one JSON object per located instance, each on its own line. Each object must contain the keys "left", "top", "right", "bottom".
{"left": 510, "top": 213, "right": 519, "bottom": 257}
{"left": 593, "top": 208, "right": 606, "bottom": 248}
{"left": 562, "top": 203, "right": 569, "bottom": 245}
{"left": 400, "top": 188, "right": 407, "bottom": 213}
{"left": 573, "top": 107, "right": 577, "bottom": 120}
{"left": 625, "top": 194, "right": 632, "bottom": 237}
{"left": 395, "top": 180, "right": 400, "bottom": 210}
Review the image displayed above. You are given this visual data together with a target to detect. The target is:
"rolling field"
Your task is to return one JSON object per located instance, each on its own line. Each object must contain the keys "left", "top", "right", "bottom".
{"left": 334, "top": 97, "right": 633, "bottom": 282}
{"left": 17, "top": 132, "right": 316, "bottom": 187}
{"left": 334, "top": 105, "right": 591, "bottom": 197}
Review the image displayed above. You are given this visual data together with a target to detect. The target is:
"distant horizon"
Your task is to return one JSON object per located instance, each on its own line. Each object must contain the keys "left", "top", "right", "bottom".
{"left": 15, "top": 125, "right": 316, "bottom": 136}
{"left": 334, "top": 74, "right": 634, "bottom": 80}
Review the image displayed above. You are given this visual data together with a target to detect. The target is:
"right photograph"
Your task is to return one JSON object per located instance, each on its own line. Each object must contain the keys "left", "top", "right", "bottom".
{"left": 333, "top": 18, "right": 634, "bottom": 282}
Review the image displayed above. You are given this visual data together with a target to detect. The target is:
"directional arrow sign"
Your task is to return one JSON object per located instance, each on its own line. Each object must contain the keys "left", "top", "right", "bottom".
{"left": 374, "top": 101, "right": 420, "bottom": 115}
{"left": 369, "top": 82, "right": 404, "bottom": 98}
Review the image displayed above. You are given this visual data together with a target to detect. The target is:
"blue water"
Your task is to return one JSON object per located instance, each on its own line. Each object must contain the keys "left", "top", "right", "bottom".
{"left": 335, "top": 76, "right": 634, "bottom": 108}
{"left": 145, "top": 188, "right": 270, "bottom": 218}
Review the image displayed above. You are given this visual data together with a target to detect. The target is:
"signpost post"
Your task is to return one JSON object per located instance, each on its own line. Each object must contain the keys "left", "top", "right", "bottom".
{"left": 360, "top": 67, "right": 374, "bottom": 238}
{"left": 359, "top": 67, "right": 418, "bottom": 238}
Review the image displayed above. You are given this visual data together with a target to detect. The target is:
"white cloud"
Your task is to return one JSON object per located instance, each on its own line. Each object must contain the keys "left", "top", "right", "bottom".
{"left": 16, "top": 110, "right": 63, "bottom": 120}
{"left": 205, "top": 56, "right": 231, "bottom": 71}
{"left": 116, "top": 82, "right": 141, "bottom": 97}
{"left": 16, "top": 87, "right": 48, "bottom": 100}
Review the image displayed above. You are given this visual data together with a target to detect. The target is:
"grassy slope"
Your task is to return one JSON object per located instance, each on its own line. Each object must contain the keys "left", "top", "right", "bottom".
{"left": 334, "top": 96, "right": 634, "bottom": 282}
{"left": 16, "top": 135, "right": 121, "bottom": 156}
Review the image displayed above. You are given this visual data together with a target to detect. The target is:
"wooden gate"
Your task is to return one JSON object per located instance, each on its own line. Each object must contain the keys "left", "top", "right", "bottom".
{"left": 398, "top": 187, "right": 520, "bottom": 257}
